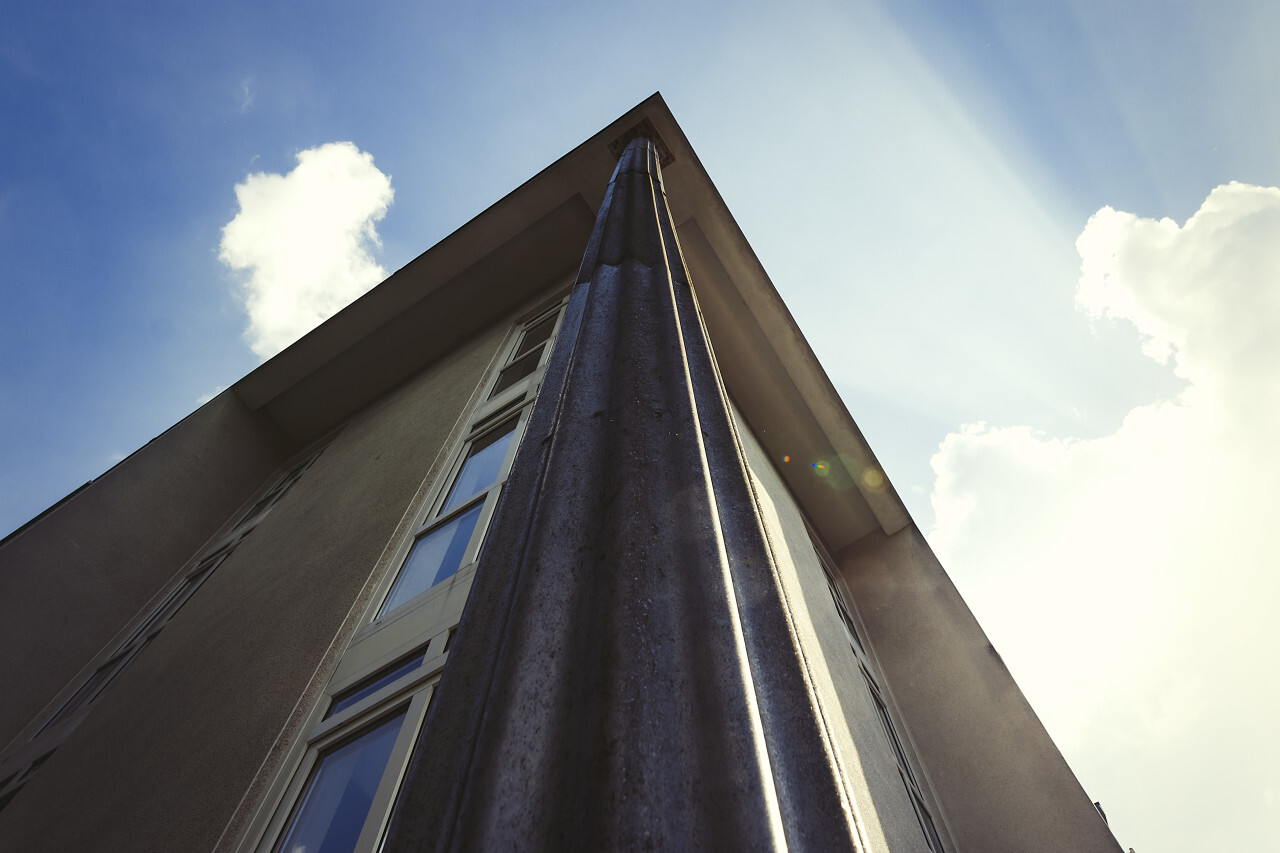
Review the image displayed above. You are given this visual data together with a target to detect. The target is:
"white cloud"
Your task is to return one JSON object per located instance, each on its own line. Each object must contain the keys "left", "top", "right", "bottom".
{"left": 237, "top": 77, "right": 255, "bottom": 113}
{"left": 219, "top": 142, "right": 394, "bottom": 359}
{"left": 928, "top": 183, "right": 1280, "bottom": 851}
{"left": 196, "top": 385, "right": 227, "bottom": 406}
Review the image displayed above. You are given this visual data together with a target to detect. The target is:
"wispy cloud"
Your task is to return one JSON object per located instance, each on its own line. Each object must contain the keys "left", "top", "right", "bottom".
{"left": 219, "top": 142, "right": 394, "bottom": 360}
{"left": 196, "top": 385, "right": 227, "bottom": 406}
{"left": 237, "top": 76, "right": 255, "bottom": 114}
{"left": 929, "top": 183, "right": 1280, "bottom": 850}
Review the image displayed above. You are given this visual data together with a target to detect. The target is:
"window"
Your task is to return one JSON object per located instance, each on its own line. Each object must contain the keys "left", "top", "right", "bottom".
{"left": 236, "top": 452, "right": 322, "bottom": 529}
{"left": 0, "top": 447, "right": 324, "bottom": 793}
{"left": 0, "top": 750, "right": 54, "bottom": 816}
{"left": 327, "top": 652, "right": 427, "bottom": 720}
{"left": 257, "top": 635, "right": 445, "bottom": 853}
{"left": 439, "top": 417, "right": 517, "bottom": 513}
{"left": 239, "top": 297, "right": 568, "bottom": 853}
{"left": 488, "top": 310, "right": 559, "bottom": 400}
{"left": 368, "top": 410, "right": 525, "bottom": 618}
{"left": 373, "top": 299, "right": 565, "bottom": 621}
{"left": 379, "top": 503, "right": 484, "bottom": 616}
{"left": 817, "top": 549, "right": 947, "bottom": 853}
{"left": 276, "top": 709, "right": 408, "bottom": 852}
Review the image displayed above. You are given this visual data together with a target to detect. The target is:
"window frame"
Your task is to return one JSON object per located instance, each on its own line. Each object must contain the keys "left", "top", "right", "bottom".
{"left": 235, "top": 622, "right": 456, "bottom": 853}
{"left": 0, "top": 445, "right": 326, "bottom": 813}
{"left": 810, "top": 539, "right": 951, "bottom": 853}
{"left": 371, "top": 407, "right": 529, "bottom": 623}
{"left": 235, "top": 293, "right": 570, "bottom": 853}
{"left": 255, "top": 671, "right": 439, "bottom": 853}
{"left": 365, "top": 298, "right": 567, "bottom": 628}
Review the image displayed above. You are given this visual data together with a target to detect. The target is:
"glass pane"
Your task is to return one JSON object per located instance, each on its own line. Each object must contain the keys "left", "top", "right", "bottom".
{"left": 121, "top": 560, "right": 218, "bottom": 650}
{"left": 39, "top": 650, "right": 128, "bottom": 733}
{"left": 0, "top": 785, "right": 24, "bottom": 814}
{"left": 275, "top": 710, "right": 406, "bottom": 853}
{"left": 328, "top": 653, "right": 425, "bottom": 719}
{"left": 90, "top": 642, "right": 148, "bottom": 705}
{"left": 828, "top": 588, "right": 865, "bottom": 655}
{"left": 488, "top": 349, "right": 541, "bottom": 399}
{"left": 119, "top": 583, "right": 185, "bottom": 650}
{"left": 513, "top": 313, "right": 557, "bottom": 358}
{"left": 380, "top": 505, "right": 483, "bottom": 616}
{"left": 439, "top": 420, "right": 517, "bottom": 514}
{"left": 239, "top": 493, "right": 277, "bottom": 525}
{"left": 25, "top": 752, "right": 54, "bottom": 776}
{"left": 239, "top": 455, "right": 314, "bottom": 526}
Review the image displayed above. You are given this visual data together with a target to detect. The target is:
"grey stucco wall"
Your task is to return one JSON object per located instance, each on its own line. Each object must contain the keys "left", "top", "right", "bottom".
{"left": 734, "top": 413, "right": 930, "bottom": 852}
{"left": 0, "top": 392, "right": 286, "bottom": 750}
{"left": 0, "top": 320, "right": 507, "bottom": 853}
{"left": 838, "top": 527, "right": 1122, "bottom": 853}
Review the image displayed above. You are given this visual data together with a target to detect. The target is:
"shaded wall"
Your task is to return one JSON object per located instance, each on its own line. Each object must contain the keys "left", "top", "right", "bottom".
{"left": 0, "top": 392, "right": 287, "bottom": 749}
{"left": 0, "top": 321, "right": 507, "bottom": 853}
{"left": 734, "top": 412, "right": 930, "bottom": 851}
{"left": 838, "top": 527, "right": 1121, "bottom": 852}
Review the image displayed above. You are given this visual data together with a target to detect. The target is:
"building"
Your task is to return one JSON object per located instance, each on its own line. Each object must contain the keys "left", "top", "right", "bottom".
{"left": 0, "top": 95, "right": 1121, "bottom": 852}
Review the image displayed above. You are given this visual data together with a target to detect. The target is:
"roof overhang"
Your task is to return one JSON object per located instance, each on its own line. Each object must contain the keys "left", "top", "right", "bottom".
{"left": 232, "top": 93, "right": 909, "bottom": 552}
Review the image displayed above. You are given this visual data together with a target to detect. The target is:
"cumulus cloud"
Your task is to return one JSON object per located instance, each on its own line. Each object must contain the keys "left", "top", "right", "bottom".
{"left": 219, "top": 142, "right": 394, "bottom": 359}
{"left": 929, "top": 183, "right": 1280, "bottom": 851}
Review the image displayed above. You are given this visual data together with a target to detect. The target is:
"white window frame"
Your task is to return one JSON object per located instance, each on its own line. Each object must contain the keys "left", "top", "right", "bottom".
{"left": 362, "top": 297, "right": 568, "bottom": 630}
{"left": 237, "top": 293, "right": 570, "bottom": 853}
{"left": 371, "top": 406, "right": 530, "bottom": 624}
{"left": 251, "top": 648, "right": 445, "bottom": 853}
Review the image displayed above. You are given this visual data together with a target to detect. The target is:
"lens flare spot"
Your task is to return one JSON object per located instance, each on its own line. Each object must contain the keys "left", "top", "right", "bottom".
{"left": 812, "top": 460, "right": 830, "bottom": 477}
{"left": 783, "top": 455, "right": 790, "bottom": 463}
{"left": 860, "top": 467, "right": 885, "bottom": 492}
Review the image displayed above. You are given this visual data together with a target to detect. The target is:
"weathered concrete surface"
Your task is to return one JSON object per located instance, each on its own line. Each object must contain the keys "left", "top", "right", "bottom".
{"left": 383, "top": 138, "right": 862, "bottom": 851}
{"left": 838, "top": 526, "right": 1122, "bottom": 853}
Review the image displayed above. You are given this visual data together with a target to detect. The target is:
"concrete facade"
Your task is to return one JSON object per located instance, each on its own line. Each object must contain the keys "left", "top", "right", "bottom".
{"left": 0, "top": 96, "right": 1120, "bottom": 851}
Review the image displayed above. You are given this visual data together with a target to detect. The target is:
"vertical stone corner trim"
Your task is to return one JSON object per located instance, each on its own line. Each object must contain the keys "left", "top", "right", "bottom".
{"left": 382, "top": 137, "right": 862, "bottom": 852}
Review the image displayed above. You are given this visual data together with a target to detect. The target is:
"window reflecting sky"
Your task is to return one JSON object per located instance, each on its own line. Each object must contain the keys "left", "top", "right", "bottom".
{"left": 275, "top": 710, "right": 405, "bottom": 853}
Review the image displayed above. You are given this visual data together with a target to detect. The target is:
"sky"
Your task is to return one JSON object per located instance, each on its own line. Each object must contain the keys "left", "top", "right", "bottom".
{"left": 2, "top": 0, "right": 1278, "bottom": 849}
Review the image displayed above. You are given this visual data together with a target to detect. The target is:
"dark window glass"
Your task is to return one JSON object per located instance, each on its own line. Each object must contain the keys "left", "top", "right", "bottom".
{"left": 327, "top": 653, "right": 425, "bottom": 719}
{"left": 488, "top": 349, "right": 542, "bottom": 399}
{"left": 274, "top": 710, "right": 406, "bottom": 853}
{"left": 514, "top": 314, "right": 557, "bottom": 358}
{"left": 39, "top": 651, "right": 129, "bottom": 733}
{"left": 439, "top": 420, "right": 517, "bottom": 514}
{"left": 120, "top": 558, "right": 219, "bottom": 650}
{"left": 240, "top": 491, "right": 280, "bottom": 525}
{"left": 912, "top": 789, "right": 945, "bottom": 852}
{"left": 238, "top": 453, "right": 318, "bottom": 527}
{"left": 871, "top": 691, "right": 917, "bottom": 788}
{"left": 828, "top": 588, "right": 866, "bottom": 654}
{"left": 118, "top": 582, "right": 186, "bottom": 649}
{"left": 0, "top": 785, "right": 24, "bottom": 814}
{"left": 381, "top": 504, "right": 484, "bottom": 616}
{"left": 24, "top": 752, "right": 54, "bottom": 777}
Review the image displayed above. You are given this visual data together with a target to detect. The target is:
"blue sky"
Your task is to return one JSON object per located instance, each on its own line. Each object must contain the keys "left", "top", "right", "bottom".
{"left": 3, "top": 1, "right": 1279, "bottom": 849}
